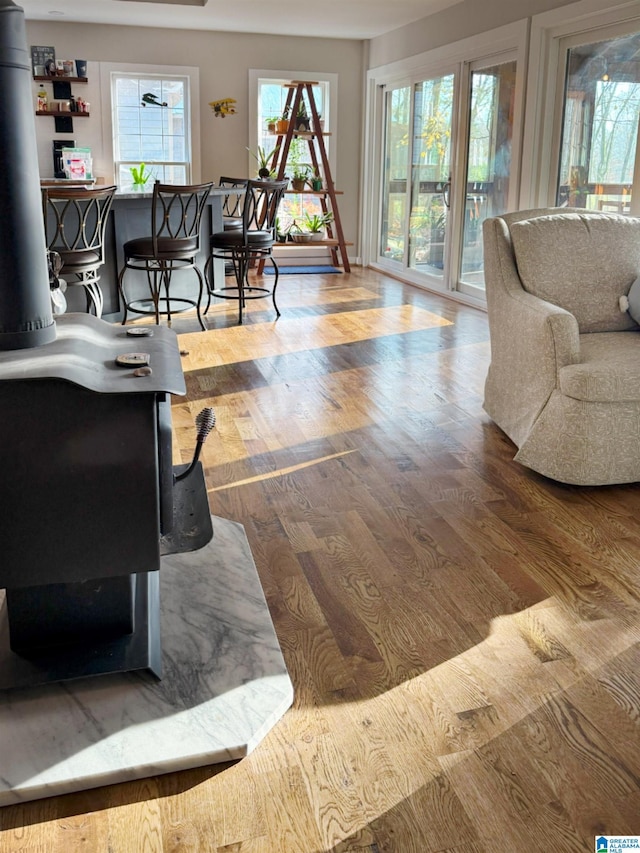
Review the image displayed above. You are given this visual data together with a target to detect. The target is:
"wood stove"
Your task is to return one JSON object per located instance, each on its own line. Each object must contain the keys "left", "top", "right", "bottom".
{"left": 0, "top": 0, "right": 213, "bottom": 690}
{"left": 0, "top": 314, "right": 213, "bottom": 689}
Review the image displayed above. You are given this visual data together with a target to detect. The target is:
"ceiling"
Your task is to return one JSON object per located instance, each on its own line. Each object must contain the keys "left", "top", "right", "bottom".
{"left": 20, "top": 0, "right": 462, "bottom": 41}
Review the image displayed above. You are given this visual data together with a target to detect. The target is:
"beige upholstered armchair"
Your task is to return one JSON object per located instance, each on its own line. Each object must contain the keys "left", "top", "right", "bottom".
{"left": 483, "top": 207, "right": 640, "bottom": 485}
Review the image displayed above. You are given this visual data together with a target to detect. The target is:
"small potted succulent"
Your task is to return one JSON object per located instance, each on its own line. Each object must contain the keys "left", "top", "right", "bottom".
{"left": 295, "top": 103, "right": 311, "bottom": 132}
{"left": 276, "top": 106, "right": 290, "bottom": 135}
{"left": 275, "top": 217, "right": 287, "bottom": 243}
{"left": 290, "top": 164, "right": 310, "bottom": 192}
{"left": 302, "top": 210, "right": 333, "bottom": 240}
{"left": 247, "top": 144, "right": 280, "bottom": 178}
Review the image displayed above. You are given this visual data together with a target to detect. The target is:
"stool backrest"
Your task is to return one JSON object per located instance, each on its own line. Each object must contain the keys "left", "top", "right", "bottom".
{"left": 42, "top": 185, "right": 117, "bottom": 264}
{"left": 219, "top": 176, "right": 248, "bottom": 219}
{"left": 243, "top": 179, "right": 288, "bottom": 238}
{"left": 151, "top": 181, "right": 213, "bottom": 256}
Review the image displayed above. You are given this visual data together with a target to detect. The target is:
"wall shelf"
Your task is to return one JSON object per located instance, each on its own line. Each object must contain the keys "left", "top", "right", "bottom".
{"left": 33, "top": 76, "right": 88, "bottom": 84}
{"left": 283, "top": 189, "right": 343, "bottom": 196}
{"left": 35, "top": 77, "right": 89, "bottom": 132}
{"left": 36, "top": 111, "right": 90, "bottom": 117}
{"left": 281, "top": 239, "right": 354, "bottom": 248}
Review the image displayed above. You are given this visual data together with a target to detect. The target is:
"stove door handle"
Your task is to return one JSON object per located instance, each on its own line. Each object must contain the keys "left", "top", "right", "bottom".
{"left": 174, "top": 407, "right": 216, "bottom": 483}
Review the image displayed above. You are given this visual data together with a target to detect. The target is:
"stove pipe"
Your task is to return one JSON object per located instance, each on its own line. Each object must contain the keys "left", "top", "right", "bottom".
{"left": 0, "top": 0, "right": 55, "bottom": 350}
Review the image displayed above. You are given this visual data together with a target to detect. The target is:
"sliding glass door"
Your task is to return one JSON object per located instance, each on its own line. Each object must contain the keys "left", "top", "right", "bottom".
{"left": 376, "top": 51, "right": 520, "bottom": 299}
{"left": 379, "top": 73, "right": 455, "bottom": 283}
{"left": 380, "top": 86, "right": 411, "bottom": 266}
{"left": 407, "top": 75, "right": 454, "bottom": 278}
{"left": 459, "top": 58, "right": 518, "bottom": 294}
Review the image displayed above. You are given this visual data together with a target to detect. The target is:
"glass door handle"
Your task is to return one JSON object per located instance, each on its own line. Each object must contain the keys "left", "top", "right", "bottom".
{"left": 442, "top": 176, "right": 451, "bottom": 208}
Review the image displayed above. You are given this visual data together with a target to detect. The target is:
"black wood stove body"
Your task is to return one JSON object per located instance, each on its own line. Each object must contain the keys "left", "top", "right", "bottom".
{"left": 0, "top": 316, "right": 213, "bottom": 690}
{"left": 0, "top": 0, "right": 212, "bottom": 690}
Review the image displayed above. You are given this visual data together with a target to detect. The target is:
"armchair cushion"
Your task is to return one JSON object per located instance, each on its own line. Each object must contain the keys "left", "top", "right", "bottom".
{"left": 510, "top": 212, "right": 640, "bottom": 333}
{"left": 560, "top": 332, "right": 640, "bottom": 402}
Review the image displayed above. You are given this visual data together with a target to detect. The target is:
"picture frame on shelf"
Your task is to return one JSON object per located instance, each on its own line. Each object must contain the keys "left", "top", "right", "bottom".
{"left": 30, "top": 45, "right": 55, "bottom": 77}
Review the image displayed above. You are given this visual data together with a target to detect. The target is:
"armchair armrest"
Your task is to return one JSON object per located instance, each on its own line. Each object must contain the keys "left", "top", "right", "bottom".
{"left": 483, "top": 216, "right": 581, "bottom": 446}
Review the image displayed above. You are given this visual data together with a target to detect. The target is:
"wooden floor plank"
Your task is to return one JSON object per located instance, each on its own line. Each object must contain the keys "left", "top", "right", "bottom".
{"left": 3, "top": 267, "right": 640, "bottom": 852}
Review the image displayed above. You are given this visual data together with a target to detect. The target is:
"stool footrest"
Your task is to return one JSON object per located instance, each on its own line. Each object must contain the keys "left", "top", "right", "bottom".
{"left": 126, "top": 297, "right": 199, "bottom": 316}
{"left": 208, "top": 286, "right": 272, "bottom": 301}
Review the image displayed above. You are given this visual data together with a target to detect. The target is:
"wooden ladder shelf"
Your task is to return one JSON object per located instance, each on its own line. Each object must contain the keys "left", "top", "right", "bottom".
{"left": 268, "top": 81, "right": 351, "bottom": 272}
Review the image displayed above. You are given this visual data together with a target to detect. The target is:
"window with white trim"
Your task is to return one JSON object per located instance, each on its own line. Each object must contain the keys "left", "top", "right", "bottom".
{"left": 111, "top": 72, "right": 191, "bottom": 188}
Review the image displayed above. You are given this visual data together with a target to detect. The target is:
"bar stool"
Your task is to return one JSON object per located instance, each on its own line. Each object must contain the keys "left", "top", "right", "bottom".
{"left": 218, "top": 176, "right": 248, "bottom": 278}
{"left": 42, "top": 185, "right": 117, "bottom": 318}
{"left": 204, "top": 179, "right": 287, "bottom": 325}
{"left": 219, "top": 176, "right": 248, "bottom": 231}
{"left": 118, "top": 180, "right": 213, "bottom": 330}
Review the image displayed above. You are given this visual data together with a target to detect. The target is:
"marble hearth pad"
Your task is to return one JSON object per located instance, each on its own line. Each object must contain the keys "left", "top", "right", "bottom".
{"left": 0, "top": 516, "right": 293, "bottom": 806}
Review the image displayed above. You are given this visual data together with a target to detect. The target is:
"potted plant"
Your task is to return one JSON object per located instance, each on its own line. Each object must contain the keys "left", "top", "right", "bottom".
{"left": 302, "top": 210, "right": 333, "bottom": 240}
{"left": 276, "top": 106, "right": 290, "bottom": 135}
{"left": 265, "top": 116, "right": 278, "bottom": 133}
{"left": 310, "top": 169, "right": 323, "bottom": 192}
{"left": 275, "top": 216, "right": 290, "bottom": 243}
{"left": 295, "top": 103, "right": 311, "bottom": 132}
{"left": 247, "top": 144, "right": 280, "bottom": 178}
{"left": 130, "top": 162, "right": 152, "bottom": 189}
{"left": 289, "top": 220, "right": 311, "bottom": 243}
{"left": 428, "top": 204, "right": 447, "bottom": 268}
{"left": 290, "top": 164, "right": 310, "bottom": 192}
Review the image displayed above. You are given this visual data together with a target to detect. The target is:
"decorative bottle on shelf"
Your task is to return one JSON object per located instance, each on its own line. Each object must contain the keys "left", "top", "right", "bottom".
{"left": 37, "top": 86, "right": 47, "bottom": 112}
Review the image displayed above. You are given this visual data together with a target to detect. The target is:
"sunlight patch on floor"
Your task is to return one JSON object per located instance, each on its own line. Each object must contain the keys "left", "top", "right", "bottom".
{"left": 207, "top": 449, "right": 357, "bottom": 492}
{"left": 178, "top": 304, "right": 453, "bottom": 370}
{"left": 171, "top": 333, "right": 487, "bottom": 466}
{"left": 259, "top": 593, "right": 639, "bottom": 851}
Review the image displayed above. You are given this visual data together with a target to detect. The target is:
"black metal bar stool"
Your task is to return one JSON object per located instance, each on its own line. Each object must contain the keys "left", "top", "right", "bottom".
{"left": 118, "top": 180, "right": 213, "bottom": 330}
{"left": 219, "top": 176, "right": 248, "bottom": 231}
{"left": 204, "top": 179, "right": 287, "bottom": 325}
{"left": 42, "top": 185, "right": 117, "bottom": 319}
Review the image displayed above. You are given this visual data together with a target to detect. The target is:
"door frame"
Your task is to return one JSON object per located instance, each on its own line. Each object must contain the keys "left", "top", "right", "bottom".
{"left": 362, "top": 19, "right": 528, "bottom": 307}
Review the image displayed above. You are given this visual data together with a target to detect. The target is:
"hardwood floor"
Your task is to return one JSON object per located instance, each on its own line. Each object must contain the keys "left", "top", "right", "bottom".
{"left": 2, "top": 266, "right": 640, "bottom": 851}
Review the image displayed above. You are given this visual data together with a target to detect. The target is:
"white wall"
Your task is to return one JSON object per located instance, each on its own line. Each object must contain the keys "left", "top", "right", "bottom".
{"left": 26, "top": 21, "right": 365, "bottom": 256}
{"left": 368, "top": 0, "right": 590, "bottom": 68}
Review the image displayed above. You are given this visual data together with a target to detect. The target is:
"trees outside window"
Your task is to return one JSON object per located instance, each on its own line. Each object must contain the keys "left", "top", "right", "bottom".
{"left": 557, "top": 31, "right": 640, "bottom": 210}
